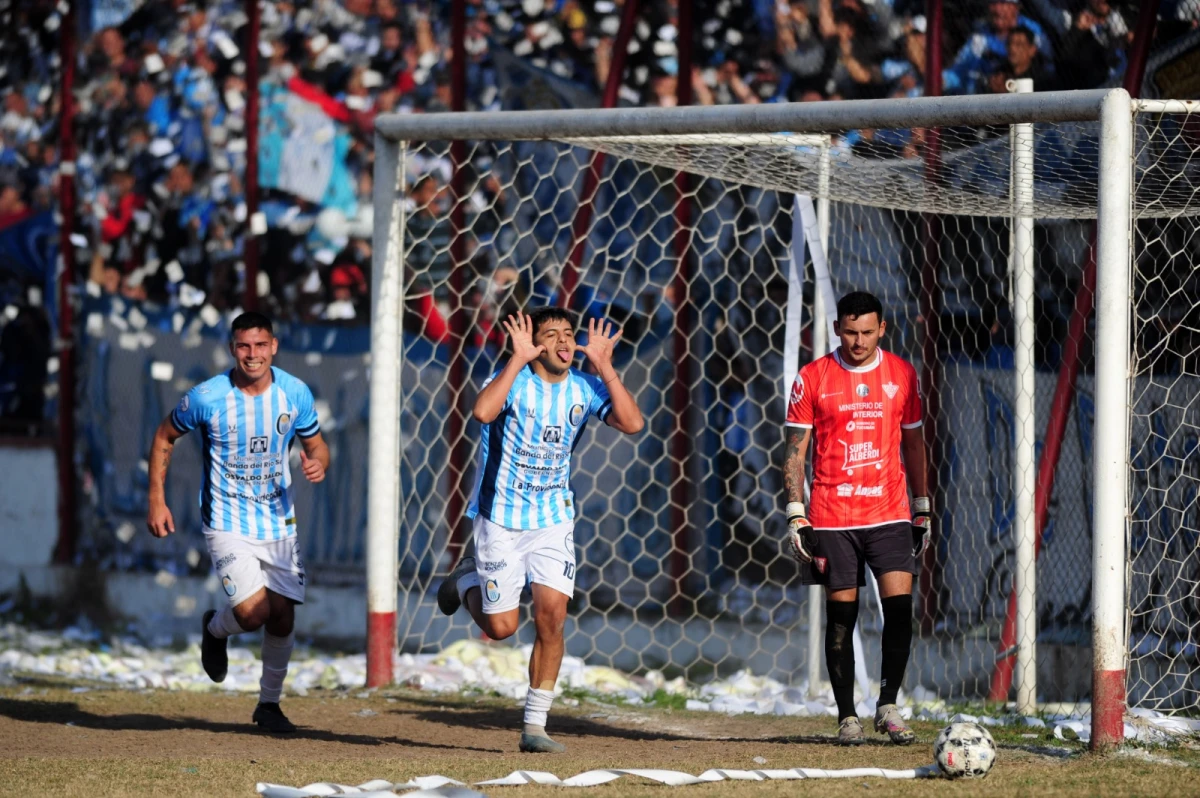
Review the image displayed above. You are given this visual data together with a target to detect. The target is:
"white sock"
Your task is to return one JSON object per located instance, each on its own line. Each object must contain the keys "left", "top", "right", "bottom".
{"left": 258, "top": 631, "right": 295, "bottom": 704}
{"left": 457, "top": 570, "right": 481, "bottom": 603}
{"left": 207, "top": 607, "right": 246, "bottom": 640}
{"left": 523, "top": 687, "right": 555, "bottom": 734}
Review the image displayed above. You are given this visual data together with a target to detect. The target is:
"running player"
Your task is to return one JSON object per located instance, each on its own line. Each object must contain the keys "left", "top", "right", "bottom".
{"left": 437, "top": 308, "right": 644, "bottom": 753}
{"left": 782, "top": 291, "right": 931, "bottom": 746}
{"left": 145, "top": 311, "right": 329, "bottom": 733}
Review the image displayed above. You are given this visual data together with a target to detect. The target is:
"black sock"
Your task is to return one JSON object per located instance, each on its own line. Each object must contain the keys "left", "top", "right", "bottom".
{"left": 825, "top": 599, "right": 859, "bottom": 720}
{"left": 878, "top": 594, "right": 914, "bottom": 707}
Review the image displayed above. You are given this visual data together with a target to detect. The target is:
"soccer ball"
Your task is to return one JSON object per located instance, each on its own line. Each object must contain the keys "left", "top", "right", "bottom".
{"left": 933, "top": 722, "right": 996, "bottom": 779}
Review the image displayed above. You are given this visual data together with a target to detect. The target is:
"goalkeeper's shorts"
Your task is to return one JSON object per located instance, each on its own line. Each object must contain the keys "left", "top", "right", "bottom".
{"left": 798, "top": 521, "right": 915, "bottom": 591}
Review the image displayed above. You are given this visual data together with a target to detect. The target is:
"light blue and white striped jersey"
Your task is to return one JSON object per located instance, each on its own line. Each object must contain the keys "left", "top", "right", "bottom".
{"left": 467, "top": 365, "right": 613, "bottom": 530}
{"left": 171, "top": 367, "right": 321, "bottom": 539}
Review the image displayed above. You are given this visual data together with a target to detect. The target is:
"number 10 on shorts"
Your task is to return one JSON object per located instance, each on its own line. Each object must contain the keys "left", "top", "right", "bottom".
{"left": 563, "top": 561, "right": 575, "bottom": 579}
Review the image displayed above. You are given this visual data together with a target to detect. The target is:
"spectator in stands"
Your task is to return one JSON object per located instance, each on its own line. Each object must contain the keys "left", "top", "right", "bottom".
{"left": 406, "top": 173, "right": 454, "bottom": 286}
{"left": 988, "top": 25, "right": 1057, "bottom": 92}
{"left": 0, "top": 293, "right": 50, "bottom": 430}
{"left": 775, "top": 0, "right": 826, "bottom": 98}
{"left": 1056, "top": 1, "right": 1128, "bottom": 90}
{"left": 820, "top": 2, "right": 884, "bottom": 100}
{"left": 950, "top": 0, "right": 1052, "bottom": 95}
{"left": 0, "top": 185, "right": 30, "bottom": 228}
{"left": 694, "top": 59, "right": 762, "bottom": 106}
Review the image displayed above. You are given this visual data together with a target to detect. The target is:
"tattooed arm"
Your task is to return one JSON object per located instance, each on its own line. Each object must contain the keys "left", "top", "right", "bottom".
{"left": 146, "top": 417, "right": 187, "bottom": 537}
{"left": 783, "top": 426, "right": 817, "bottom": 563}
{"left": 784, "top": 427, "right": 811, "bottom": 506}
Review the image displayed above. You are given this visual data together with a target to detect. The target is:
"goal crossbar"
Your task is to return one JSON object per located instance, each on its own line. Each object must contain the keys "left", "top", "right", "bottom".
{"left": 375, "top": 89, "right": 1113, "bottom": 142}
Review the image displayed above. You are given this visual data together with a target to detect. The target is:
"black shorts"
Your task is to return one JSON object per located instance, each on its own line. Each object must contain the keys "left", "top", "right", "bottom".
{"left": 799, "top": 521, "right": 916, "bottom": 590}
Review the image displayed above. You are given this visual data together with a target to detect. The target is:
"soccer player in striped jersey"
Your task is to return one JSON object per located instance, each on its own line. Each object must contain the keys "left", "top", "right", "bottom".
{"left": 145, "top": 312, "right": 330, "bottom": 733}
{"left": 782, "top": 291, "right": 930, "bottom": 746}
{"left": 437, "top": 308, "right": 644, "bottom": 753}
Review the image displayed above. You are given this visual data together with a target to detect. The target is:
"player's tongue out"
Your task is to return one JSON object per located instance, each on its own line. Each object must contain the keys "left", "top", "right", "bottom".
{"left": 556, "top": 347, "right": 571, "bottom": 364}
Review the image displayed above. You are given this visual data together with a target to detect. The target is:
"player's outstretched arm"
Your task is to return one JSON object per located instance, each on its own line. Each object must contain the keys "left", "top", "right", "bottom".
{"left": 299, "top": 431, "right": 330, "bottom": 483}
{"left": 146, "top": 416, "right": 186, "bottom": 537}
{"left": 582, "top": 318, "right": 644, "bottom": 435}
{"left": 473, "top": 313, "right": 543, "bottom": 424}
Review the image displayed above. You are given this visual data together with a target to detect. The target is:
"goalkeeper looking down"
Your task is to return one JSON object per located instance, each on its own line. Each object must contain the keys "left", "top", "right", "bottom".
{"left": 782, "top": 291, "right": 931, "bottom": 746}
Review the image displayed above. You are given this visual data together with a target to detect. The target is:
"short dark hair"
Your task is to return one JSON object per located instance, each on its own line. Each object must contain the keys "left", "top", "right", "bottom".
{"left": 528, "top": 307, "right": 576, "bottom": 338}
{"left": 836, "top": 291, "right": 884, "bottom": 323}
{"left": 230, "top": 311, "right": 274, "bottom": 338}
{"left": 1009, "top": 25, "right": 1036, "bottom": 45}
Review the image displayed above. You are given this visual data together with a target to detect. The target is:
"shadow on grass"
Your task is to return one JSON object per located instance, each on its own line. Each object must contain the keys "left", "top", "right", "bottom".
{"left": 388, "top": 695, "right": 870, "bottom": 747}
{"left": 0, "top": 698, "right": 502, "bottom": 753}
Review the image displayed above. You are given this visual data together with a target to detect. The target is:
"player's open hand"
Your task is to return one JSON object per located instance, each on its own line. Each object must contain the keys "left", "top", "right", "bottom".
{"left": 581, "top": 318, "right": 622, "bottom": 368}
{"left": 300, "top": 448, "right": 325, "bottom": 483}
{"left": 147, "top": 501, "right": 175, "bottom": 538}
{"left": 503, "top": 313, "right": 545, "bottom": 365}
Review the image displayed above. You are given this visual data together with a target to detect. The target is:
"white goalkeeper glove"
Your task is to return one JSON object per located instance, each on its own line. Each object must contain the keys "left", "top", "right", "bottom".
{"left": 785, "top": 501, "right": 817, "bottom": 564}
{"left": 912, "top": 496, "right": 932, "bottom": 559}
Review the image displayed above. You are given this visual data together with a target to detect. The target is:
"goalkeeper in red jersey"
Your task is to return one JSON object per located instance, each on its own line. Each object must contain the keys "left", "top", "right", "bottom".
{"left": 782, "top": 291, "right": 931, "bottom": 746}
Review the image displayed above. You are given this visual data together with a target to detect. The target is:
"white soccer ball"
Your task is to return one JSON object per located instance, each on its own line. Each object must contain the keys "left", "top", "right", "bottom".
{"left": 933, "top": 721, "right": 996, "bottom": 779}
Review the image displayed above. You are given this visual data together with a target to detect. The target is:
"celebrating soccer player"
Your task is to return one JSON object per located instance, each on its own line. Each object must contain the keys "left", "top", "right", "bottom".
{"left": 145, "top": 312, "right": 329, "bottom": 733}
{"left": 782, "top": 291, "right": 930, "bottom": 746}
{"left": 437, "top": 308, "right": 644, "bottom": 753}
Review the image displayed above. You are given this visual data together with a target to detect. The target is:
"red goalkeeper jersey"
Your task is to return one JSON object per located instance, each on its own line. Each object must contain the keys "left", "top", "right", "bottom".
{"left": 785, "top": 347, "right": 923, "bottom": 530}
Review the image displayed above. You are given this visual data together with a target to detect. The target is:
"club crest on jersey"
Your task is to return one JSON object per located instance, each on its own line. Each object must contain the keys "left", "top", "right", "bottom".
{"left": 178, "top": 394, "right": 190, "bottom": 413}
{"left": 855, "top": 384, "right": 870, "bottom": 397}
{"left": 222, "top": 575, "right": 237, "bottom": 597}
{"left": 543, "top": 425, "right": 562, "bottom": 443}
{"left": 485, "top": 578, "right": 501, "bottom": 603}
{"left": 276, "top": 413, "right": 291, "bottom": 435}
{"left": 568, "top": 403, "right": 585, "bottom": 426}
{"left": 250, "top": 436, "right": 268, "bottom": 454}
{"left": 883, "top": 382, "right": 899, "bottom": 399}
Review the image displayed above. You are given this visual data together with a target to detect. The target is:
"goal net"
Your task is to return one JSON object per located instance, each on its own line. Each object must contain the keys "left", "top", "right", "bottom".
{"left": 371, "top": 94, "right": 1197, "bottom": 718}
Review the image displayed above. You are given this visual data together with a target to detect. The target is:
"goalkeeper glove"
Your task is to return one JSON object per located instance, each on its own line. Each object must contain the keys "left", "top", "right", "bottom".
{"left": 912, "top": 496, "right": 932, "bottom": 559}
{"left": 785, "top": 501, "right": 817, "bottom": 564}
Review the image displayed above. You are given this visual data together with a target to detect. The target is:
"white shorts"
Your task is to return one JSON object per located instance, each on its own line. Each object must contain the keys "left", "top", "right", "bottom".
{"left": 204, "top": 528, "right": 306, "bottom": 607}
{"left": 473, "top": 515, "right": 575, "bottom": 615}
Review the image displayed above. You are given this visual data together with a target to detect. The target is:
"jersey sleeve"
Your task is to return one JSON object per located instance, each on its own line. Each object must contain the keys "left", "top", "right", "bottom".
{"left": 170, "top": 386, "right": 208, "bottom": 433}
{"left": 294, "top": 383, "right": 321, "bottom": 438}
{"left": 480, "top": 368, "right": 516, "bottom": 412}
{"left": 901, "top": 364, "right": 924, "bottom": 429}
{"left": 587, "top": 374, "right": 614, "bottom": 423}
{"left": 785, "top": 369, "right": 814, "bottom": 429}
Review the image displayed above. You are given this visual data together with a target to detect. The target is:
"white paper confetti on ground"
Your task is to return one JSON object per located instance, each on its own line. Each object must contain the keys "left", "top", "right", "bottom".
{"left": 1, "top": 623, "right": 1195, "bottom": 744}
{"left": 256, "top": 766, "right": 943, "bottom": 797}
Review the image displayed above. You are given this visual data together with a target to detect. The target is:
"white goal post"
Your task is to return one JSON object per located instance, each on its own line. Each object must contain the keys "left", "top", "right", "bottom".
{"left": 368, "top": 89, "right": 1137, "bottom": 749}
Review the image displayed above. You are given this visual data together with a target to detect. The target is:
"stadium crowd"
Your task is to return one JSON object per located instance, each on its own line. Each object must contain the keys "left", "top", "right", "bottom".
{"left": 0, "top": 0, "right": 1194, "bottom": 426}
